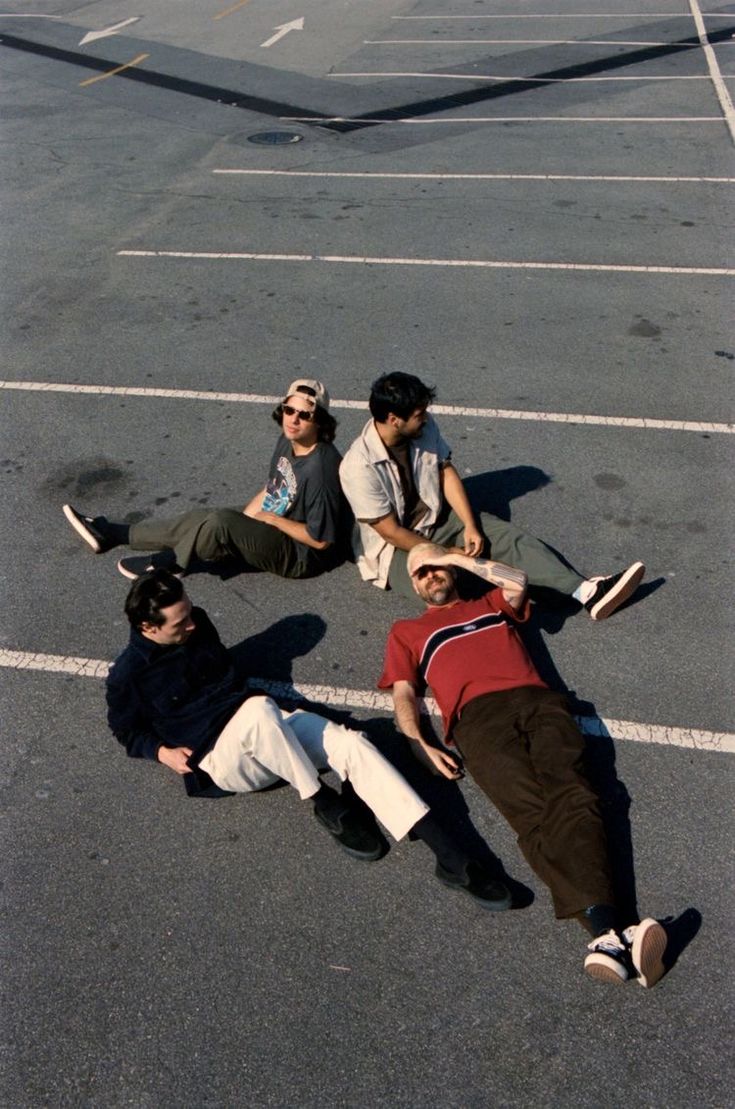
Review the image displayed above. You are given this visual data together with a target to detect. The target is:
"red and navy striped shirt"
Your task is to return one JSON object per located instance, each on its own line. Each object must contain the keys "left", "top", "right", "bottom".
{"left": 378, "top": 589, "right": 547, "bottom": 738}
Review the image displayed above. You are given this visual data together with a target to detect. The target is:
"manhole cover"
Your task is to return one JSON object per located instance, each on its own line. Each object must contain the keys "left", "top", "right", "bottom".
{"left": 247, "top": 130, "right": 303, "bottom": 145}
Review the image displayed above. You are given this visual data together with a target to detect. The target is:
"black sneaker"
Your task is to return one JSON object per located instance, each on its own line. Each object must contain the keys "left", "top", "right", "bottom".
{"left": 117, "top": 554, "right": 185, "bottom": 581}
{"left": 62, "top": 504, "right": 115, "bottom": 553}
{"left": 313, "top": 802, "right": 383, "bottom": 861}
{"left": 435, "top": 861, "right": 513, "bottom": 911}
{"left": 584, "top": 929, "right": 632, "bottom": 984}
{"left": 584, "top": 561, "right": 645, "bottom": 620}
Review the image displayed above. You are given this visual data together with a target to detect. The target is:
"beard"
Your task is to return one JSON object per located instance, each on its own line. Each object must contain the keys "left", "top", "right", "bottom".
{"left": 423, "top": 582, "right": 454, "bottom": 606}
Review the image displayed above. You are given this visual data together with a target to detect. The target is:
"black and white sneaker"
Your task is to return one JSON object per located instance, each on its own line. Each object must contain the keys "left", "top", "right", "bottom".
{"left": 584, "top": 929, "right": 632, "bottom": 984}
{"left": 435, "top": 861, "right": 513, "bottom": 912}
{"left": 584, "top": 561, "right": 645, "bottom": 620}
{"left": 117, "top": 554, "right": 185, "bottom": 581}
{"left": 62, "top": 504, "right": 114, "bottom": 553}
{"left": 623, "top": 918, "right": 667, "bottom": 988}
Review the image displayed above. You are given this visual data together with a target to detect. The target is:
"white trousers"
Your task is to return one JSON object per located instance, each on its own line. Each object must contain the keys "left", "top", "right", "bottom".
{"left": 199, "top": 696, "right": 429, "bottom": 841}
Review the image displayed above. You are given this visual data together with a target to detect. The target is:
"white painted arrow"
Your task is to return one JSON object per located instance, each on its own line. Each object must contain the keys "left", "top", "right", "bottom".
{"left": 260, "top": 17, "right": 303, "bottom": 49}
{"left": 79, "top": 17, "right": 141, "bottom": 46}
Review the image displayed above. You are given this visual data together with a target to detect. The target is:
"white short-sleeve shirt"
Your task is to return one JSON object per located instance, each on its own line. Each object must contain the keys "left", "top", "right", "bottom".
{"left": 339, "top": 416, "right": 451, "bottom": 588}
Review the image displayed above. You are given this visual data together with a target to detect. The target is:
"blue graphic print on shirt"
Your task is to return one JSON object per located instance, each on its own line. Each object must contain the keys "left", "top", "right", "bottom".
{"left": 261, "top": 454, "right": 297, "bottom": 517}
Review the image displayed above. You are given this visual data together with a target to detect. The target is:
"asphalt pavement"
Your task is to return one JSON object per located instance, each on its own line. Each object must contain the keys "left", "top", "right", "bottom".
{"left": 1, "top": 1, "right": 734, "bottom": 1106}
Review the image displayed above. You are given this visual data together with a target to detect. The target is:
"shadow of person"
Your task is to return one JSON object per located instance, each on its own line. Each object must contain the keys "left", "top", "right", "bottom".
{"left": 464, "top": 465, "right": 551, "bottom": 521}
{"left": 577, "top": 729, "right": 640, "bottom": 924}
{"left": 461, "top": 466, "right": 662, "bottom": 626}
{"left": 659, "top": 907, "right": 702, "bottom": 975}
{"left": 229, "top": 613, "right": 327, "bottom": 685}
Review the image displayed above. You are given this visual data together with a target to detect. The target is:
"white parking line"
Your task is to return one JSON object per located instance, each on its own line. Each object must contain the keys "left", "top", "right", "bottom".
{"left": 212, "top": 169, "right": 735, "bottom": 184}
{"left": 1, "top": 381, "right": 731, "bottom": 434}
{"left": 116, "top": 248, "right": 735, "bottom": 279}
{"left": 689, "top": 0, "right": 735, "bottom": 142}
{"left": 1, "top": 649, "right": 732, "bottom": 754}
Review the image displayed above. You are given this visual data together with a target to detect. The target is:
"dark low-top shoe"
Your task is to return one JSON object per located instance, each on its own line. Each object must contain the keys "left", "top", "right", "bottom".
{"left": 436, "top": 860, "right": 513, "bottom": 911}
{"left": 313, "top": 803, "right": 383, "bottom": 861}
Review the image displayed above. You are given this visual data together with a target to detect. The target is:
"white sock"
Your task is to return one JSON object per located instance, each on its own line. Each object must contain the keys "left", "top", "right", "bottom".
{"left": 573, "top": 580, "right": 597, "bottom": 604}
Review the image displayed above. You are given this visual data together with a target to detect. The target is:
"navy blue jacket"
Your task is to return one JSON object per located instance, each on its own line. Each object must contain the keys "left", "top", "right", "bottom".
{"left": 106, "top": 607, "right": 248, "bottom": 793}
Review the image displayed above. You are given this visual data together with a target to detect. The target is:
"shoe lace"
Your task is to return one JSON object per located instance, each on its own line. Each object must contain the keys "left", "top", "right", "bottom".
{"left": 587, "top": 929, "right": 625, "bottom": 956}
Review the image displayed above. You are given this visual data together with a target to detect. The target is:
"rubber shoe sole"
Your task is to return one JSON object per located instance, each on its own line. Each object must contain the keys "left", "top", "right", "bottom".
{"left": 62, "top": 504, "right": 104, "bottom": 553}
{"left": 629, "top": 918, "right": 667, "bottom": 988}
{"left": 117, "top": 556, "right": 185, "bottom": 581}
{"left": 588, "top": 561, "right": 645, "bottom": 620}
{"left": 584, "top": 952, "right": 629, "bottom": 985}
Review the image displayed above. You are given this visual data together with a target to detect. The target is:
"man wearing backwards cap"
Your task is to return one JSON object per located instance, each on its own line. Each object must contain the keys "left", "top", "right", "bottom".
{"left": 378, "top": 542, "right": 668, "bottom": 987}
{"left": 62, "top": 380, "right": 345, "bottom": 581}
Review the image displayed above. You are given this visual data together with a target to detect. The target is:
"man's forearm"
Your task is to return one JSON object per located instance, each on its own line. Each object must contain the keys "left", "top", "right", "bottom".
{"left": 392, "top": 682, "right": 463, "bottom": 779}
{"left": 369, "top": 513, "right": 427, "bottom": 554}
{"left": 243, "top": 487, "right": 267, "bottom": 517}
{"left": 450, "top": 554, "right": 526, "bottom": 588}
{"left": 393, "top": 684, "right": 425, "bottom": 743}
{"left": 441, "top": 553, "right": 528, "bottom": 608}
{"left": 440, "top": 464, "right": 477, "bottom": 529}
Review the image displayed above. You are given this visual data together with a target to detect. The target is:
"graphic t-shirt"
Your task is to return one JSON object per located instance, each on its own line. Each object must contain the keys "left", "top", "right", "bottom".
{"left": 261, "top": 435, "right": 344, "bottom": 568}
{"left": 378, "top": 589, "right": 547, "bottom": 737}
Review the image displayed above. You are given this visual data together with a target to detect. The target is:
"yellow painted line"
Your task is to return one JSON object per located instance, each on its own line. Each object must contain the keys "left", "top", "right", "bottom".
{"left": 212, "top": 0, "right": 251, "bottom": 20}
{"left": 78, "top": 51, "right": 149, "bottom": 87}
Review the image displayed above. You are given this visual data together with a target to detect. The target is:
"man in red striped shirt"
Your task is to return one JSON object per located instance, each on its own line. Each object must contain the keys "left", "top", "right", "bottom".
{"left": 378, "top": 542, "right": 667, "bottom": 988}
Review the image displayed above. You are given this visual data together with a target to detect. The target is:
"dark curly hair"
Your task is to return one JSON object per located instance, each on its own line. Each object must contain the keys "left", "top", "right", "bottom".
{"left": 369, "top": 373, "right": 436, "bottom": 423}
{"left": 124, "top": 569, "right": 185, "bottom": 630}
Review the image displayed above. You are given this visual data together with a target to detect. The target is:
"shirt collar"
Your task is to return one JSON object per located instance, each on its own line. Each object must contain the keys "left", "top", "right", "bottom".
{"left": 129, "top": 625, "right": 176, "bottom": 663}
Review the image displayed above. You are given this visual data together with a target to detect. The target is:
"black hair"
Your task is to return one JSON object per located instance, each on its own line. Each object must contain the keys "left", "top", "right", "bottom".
{"left": 124, "top": 569, "right": 185, "bottom": 630}
{"left": 368, "top": 372, "right": 437, "bottom": 422}
{"left": 271, "top": 385, "right": 337, "bottom": 443}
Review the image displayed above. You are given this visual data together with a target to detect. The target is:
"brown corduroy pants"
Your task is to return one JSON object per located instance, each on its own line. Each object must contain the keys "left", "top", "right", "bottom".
{"left": 452, "top": 686, "right": 615, "bottom": 919}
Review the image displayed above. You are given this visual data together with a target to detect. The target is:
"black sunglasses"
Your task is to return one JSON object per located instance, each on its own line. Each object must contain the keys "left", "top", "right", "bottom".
{"left": 282, "top": 404, "right": 315, "bottom": 423}
{"left": 413, "top": 564, "right": 443, "bottom": 580}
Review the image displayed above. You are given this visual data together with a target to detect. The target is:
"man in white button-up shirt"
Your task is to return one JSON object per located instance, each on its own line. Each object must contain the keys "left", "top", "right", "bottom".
{"left": 340, "top": 372, "right": 644, "bottom": 617}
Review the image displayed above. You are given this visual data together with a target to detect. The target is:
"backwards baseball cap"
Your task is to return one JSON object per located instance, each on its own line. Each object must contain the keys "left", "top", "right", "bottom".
{"left": 282, "top": 379, "right": 330, "bottom": 413}
{"left": 407, "top": 542, "right": 449, "bottom": 578}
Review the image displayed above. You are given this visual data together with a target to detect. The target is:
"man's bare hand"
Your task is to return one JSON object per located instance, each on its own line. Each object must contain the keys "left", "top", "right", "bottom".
{"left": 410, "top": 741, "right": 464, "bottom": 780}
{"left": 157, "top": 746, "right": 194, "bottom": 775}
{"left": 462, "top": 524, "right": 485, "bottom": 557}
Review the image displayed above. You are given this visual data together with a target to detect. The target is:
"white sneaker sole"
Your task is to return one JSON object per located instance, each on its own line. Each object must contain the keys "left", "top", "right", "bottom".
{"left": 630, "top": 918, "right": 667, "bottom": 988}
{"left": 589, "top": 561, "right": 645, "bottom": 620}
{"left": 117, "top": 557, "right": 185, "bottom": 581}
{"left": 117, "top": 558, "right": 143, "bottom": 580}
{"left": 62, "top": 503, "right": 102, "bottom": 553}
{"left": 584, "top": 952, "right": 629, "bottom": 985}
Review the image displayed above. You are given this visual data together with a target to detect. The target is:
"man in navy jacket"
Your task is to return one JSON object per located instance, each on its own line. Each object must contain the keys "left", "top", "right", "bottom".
{"left": 105, "top": 569, "right": 512, "bottom": 907}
